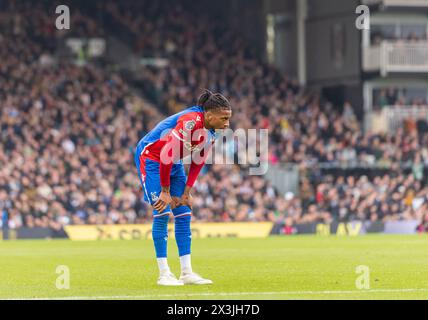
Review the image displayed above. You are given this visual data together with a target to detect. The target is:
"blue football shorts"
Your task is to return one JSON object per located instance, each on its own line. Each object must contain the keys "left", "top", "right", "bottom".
{"left": 134, "top": 143, "right": 192, "bottom": 218}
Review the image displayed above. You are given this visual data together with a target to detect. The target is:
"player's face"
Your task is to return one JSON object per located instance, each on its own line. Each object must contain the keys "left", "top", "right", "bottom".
{"left": 205, "top": 109, "right": 232, "bottom": 130}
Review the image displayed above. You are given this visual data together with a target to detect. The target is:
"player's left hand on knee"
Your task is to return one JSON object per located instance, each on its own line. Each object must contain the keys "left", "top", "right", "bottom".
{"left": 180, "top": 192, "right": 193, "bottom": 209}
{"left": 170, "top": 196, "right": 181, "bottom": 209}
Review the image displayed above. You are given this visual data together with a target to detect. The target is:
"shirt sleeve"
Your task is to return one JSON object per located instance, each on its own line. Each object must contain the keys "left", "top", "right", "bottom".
{"left": 159, "top": 132, "right": 182, "bottom": 187}
{"left": 186, "top": 141, "right": 213, "bottom": 188}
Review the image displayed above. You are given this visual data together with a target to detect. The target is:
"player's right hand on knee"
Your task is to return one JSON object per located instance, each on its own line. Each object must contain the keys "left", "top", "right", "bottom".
{"left": 170, "top": 196, "right": 181, "bottom": 210}
{"left": 153, "top": 191, "right": 172, "bottom": 213}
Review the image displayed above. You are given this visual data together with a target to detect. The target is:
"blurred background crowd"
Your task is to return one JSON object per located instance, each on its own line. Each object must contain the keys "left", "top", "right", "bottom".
{"left": 0, "top": 0, "right": 427, "bottom": 232}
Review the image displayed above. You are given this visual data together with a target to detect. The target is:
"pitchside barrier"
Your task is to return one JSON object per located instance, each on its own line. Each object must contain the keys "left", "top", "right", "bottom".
{"left": 0, "top": 220, "right": 422, "bottom": 240}
{"left": 270, "top": 220, "right": 421, "bottom": 236}
{"left": 0, "top": 222, "right": 274, "bottom": 240}
{"left": 63, "top": 222, "right": 274, "bottom": 240}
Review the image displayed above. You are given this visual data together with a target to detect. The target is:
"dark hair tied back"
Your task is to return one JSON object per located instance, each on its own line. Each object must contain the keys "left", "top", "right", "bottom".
{"left": 197, "top": 89, "right": 231, "bottom": 112}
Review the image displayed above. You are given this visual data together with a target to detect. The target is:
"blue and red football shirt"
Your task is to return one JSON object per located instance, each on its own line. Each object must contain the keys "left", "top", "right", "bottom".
{"left": 135, "top": 106, "right": 217, "bottom": 188}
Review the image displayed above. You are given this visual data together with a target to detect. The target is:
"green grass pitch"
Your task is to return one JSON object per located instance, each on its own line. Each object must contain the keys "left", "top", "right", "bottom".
{"left": 1, "top": 234, "right": 428, "bottom": 300}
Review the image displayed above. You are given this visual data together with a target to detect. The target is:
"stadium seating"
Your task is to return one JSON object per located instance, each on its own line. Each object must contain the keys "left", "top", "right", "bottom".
{"left": 0, "top": 0, "right": 427, "bottom": 231}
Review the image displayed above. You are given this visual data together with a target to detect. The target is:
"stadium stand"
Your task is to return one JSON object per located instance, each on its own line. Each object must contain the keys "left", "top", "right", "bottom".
{"left": 0, "top": 0, "right": 427, "bottom": 232}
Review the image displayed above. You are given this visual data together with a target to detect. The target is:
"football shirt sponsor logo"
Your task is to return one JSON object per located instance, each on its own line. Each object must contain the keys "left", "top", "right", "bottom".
{"left": 179, "top": 129, "right": 188, "bottom": 137}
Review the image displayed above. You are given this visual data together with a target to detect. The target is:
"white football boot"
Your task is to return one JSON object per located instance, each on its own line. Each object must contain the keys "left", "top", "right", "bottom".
{"left": 179, "top": 272, "right": 213, "bottom": 285}
{"left": 157, "top": 272, "right": 184, "bottom": 286}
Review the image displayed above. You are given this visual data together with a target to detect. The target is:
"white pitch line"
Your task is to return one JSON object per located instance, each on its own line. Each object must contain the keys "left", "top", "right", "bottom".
{"left": 8, "top": 288, "right": 428, "bottom": 300}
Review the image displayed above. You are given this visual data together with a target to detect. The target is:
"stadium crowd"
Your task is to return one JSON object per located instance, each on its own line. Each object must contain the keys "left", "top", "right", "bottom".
{"left": 0, "top": 3, "right": 156, "bottom": 229}
{"left": 100, "top": 0, "right": 428, "bottom": 216}
{"left": 0, "top": 0, "right": 427, "bottom": 231}
{"left": 102, "top": 1, "right": 428, "bottom": 165}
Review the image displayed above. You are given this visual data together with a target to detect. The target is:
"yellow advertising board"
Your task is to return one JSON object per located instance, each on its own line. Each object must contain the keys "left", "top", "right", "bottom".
{"left": 64, "top": 222, "right": 273, "bottom": 241}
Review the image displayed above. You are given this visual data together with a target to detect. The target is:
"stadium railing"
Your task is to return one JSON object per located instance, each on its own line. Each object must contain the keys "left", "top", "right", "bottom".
{"left": 363, "top": 41, "right": 428, "bottom": 76}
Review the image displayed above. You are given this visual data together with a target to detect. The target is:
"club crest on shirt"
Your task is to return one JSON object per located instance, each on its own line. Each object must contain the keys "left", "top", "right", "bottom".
{"left": 184, "top": 120, "right": 196, "bottom": 130}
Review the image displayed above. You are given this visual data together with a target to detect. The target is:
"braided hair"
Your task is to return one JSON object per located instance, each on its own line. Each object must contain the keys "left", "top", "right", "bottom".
{"left": 197, "top": 89, "right": 231, "bottom": 112}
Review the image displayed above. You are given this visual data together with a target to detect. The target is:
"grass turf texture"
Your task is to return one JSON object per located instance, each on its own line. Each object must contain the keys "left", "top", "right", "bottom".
{"left": 1, "top": 234, "right": 428, "bottom": 300}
